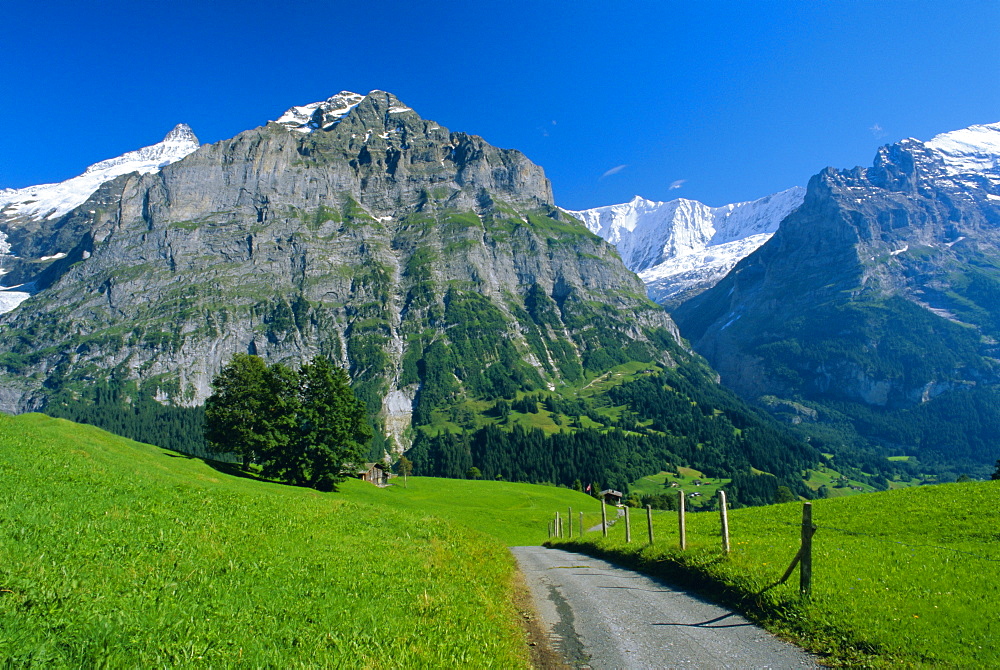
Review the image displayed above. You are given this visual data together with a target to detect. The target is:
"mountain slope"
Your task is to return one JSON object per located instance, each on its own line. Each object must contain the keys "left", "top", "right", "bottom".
{"left": 0, "top": 91, "right": 681, "bottom": 456}
{"left": 673, "top": 122, "right": 1000, "bottom": 476}
{"left": 566, "top": 188, "right": 804, "bottom": 306}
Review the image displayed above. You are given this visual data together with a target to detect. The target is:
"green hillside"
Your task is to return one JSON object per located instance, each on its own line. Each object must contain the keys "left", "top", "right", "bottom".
{"left": 340, "top": 477, "right": 603, "bottom": 547}
{"left": 554, "top": 481, "right": 1000, "bottom": 666}
{"left": 0, "top": 413, "right": 547, "bottom": 667}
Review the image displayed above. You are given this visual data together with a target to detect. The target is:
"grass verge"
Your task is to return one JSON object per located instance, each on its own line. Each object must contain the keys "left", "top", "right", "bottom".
{"left": 550, "top": 482, "right": 1000, "bottom": 667}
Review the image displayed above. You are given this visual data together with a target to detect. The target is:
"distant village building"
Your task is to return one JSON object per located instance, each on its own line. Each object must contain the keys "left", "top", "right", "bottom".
{"left": 357, "top": 463, "right": 390, "bottom": 486}
{"left": 599, "top": 489, "right": 623, "bottom": 505}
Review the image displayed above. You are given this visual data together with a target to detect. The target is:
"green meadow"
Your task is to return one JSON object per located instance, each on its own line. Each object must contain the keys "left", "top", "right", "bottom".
{"left": 340, "top": 477, "right": 602, "bottom": 547}
{"left": 553, "top": 482, "right": 1000, "bottom": 666}
{"left": 0, "top": 413, "right": 587, "bottom": 668}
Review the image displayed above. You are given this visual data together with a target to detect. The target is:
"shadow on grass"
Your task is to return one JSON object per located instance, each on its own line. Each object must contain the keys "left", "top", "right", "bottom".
{"left": 201, "top": 459, "right": 271, "bottom": 483}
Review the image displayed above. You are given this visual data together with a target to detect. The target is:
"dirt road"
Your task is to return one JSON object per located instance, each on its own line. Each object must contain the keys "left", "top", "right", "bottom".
{"left": 511, "top": 546, "right": 818, "bottom": 669}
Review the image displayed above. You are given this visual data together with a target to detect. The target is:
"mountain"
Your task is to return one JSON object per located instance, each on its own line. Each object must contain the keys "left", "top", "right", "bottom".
{"left": 0, "top": 90, "right": 822, "bottom": 502}
{"left": 566, "top": 187, "right": 805, "bottom": 307}
{"left": 0, "top": 91, "right": 677, "bottom": 446}
{"left": 0, "top": 124, "right": 201, "bottom": 313}
{"left": 672, "top": 122, "right": 1000, "bottom": 478}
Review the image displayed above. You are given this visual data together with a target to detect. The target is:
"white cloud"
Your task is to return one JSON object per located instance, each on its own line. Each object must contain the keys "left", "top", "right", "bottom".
{"left": 870, "top": 123, "right": 887, "bottom": 139}
{"left": 600, "top": 164, "right": 628, "bottom": 179}
{"left": 669, "top": 179, "right": 687, "bottom": 190}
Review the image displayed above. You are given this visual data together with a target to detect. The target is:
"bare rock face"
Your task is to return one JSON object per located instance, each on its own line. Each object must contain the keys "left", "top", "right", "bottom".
{"left": 0, "top": 90, "right": 681, "bottom": 453}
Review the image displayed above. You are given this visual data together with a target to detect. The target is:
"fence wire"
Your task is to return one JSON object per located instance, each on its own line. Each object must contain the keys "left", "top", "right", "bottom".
{"left": 775, "top": 519, "right": 1000, "bottom": 563}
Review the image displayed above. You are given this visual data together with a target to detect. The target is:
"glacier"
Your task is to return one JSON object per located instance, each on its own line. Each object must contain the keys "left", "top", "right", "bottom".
{"left": 925, "top": 121, "right": 1000, "bottom": 183}
{"left": 0, "top": 124, "right": 200, "bottom": 222}
{"left": 566, "top": 187, "right": 805, "bottom": 306}
{"left": 0, "top": 124, "right": 200, "bottom": 316}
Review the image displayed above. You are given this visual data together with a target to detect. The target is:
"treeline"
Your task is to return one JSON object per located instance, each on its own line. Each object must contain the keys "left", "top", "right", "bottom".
{"left": 409, "top": 366, "right": 818, "bottom": 506}
{"left": 44, "top": 379, "right": 221, "bottom": 460}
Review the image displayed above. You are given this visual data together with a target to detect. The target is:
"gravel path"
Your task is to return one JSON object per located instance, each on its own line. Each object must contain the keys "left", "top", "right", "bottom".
{"left": 511, "top": 546, "right": 819, "bottom": 669}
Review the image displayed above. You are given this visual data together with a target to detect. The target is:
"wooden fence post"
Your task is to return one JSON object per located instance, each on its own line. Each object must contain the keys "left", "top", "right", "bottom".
{"left": 579, "top": 511, "right": 584, "bottom": 537}
{"left": 800, "top": 502, "right": 815, "bottom": 597}
{"left": 646, "top": 504, "right": 654, "bottom": 545}
{"left": 556, "top": 511, "right": 562, "bottom": 539}
{"left": 719, "top": 490, "right": 730, "bottom": 554}
{"left": 601, "top": 500, "right": 608, "bottom": 537}
{"left": 548, "top": 520, "right": 552, "bottom": 539}
{"left": 568, "top": 507, "right": 573, "bottom": 539}
{"left": 678, "top": 490, "right": 687, "bottom": 550}
{"left": 625, "top": 505, "right": 632, "bottom": 543}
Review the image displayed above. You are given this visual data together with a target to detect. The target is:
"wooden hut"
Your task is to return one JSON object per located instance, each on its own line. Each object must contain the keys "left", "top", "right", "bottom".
{"left": 358, "top": 463, "right": 389, "bottom": 486}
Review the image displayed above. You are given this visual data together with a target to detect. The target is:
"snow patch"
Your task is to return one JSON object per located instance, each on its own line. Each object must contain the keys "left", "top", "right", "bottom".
{"left": 275, "top": 91, "right": 365, "bottom": 134}
{"left": 0, "top": 281, "right": 34, "bottom": 315}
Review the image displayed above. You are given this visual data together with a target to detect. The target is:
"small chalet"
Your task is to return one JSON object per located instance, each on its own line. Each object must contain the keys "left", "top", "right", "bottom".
{"left": 599, "top": 489, "right": 623, "bottom": 505}
{"left": 357, "top": 462, "right": 390, "bottom": 487}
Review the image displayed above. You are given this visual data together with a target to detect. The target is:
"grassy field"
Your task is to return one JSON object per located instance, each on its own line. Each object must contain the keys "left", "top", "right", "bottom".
{"left": 0, "top": 413, "right": 543, "bottom": 667}
{"left": 628, "top": 467, "right": 731, "bottom": 505}
{"left": 552, "top": 482, "right": 1000, "bottom": 666}
{"left": 340, "top": 477, "right": 603, "bottom": 547}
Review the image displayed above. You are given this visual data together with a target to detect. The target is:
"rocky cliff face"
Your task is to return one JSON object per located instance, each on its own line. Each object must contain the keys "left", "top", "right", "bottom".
{"left": 0, "top": 91, "right": 680, "bottom": 452}
{"left": 672, "top": 123, "right": 1000, "bottom": 466}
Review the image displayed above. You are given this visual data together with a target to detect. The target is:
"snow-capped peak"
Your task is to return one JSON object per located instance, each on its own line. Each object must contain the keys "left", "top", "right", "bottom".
{"left": 566, "top": 186, "right": 805, "bottom": 305}
{"left": 275, "top": 91, "right": 365, "bottom": 133}
{"left": 0, "top": 124, "right": 200, "bottom": 222}
{"left": 924, "top": 122, "right": 1000, "bottom": 178}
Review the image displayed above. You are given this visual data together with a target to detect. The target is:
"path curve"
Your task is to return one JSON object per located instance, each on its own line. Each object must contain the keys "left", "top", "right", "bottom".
{"left": 511, "top": 546, "right": 818, "bottom": 669}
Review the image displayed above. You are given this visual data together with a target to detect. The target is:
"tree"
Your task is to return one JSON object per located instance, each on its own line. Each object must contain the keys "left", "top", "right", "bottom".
{"left": 204, "top": 354, "right": 371, "bottom": 491}
{"left": 774, "top": 485, "right": 797, "bottom": 504}
{"left": 204, "top": 353, "right": 271, "bottom": 469}
{"left": 257, "top": 361, "right": 303, "bottom": 483}
{"left": 398, "top": 455, "right": 413, "bottom": 488}
{"left": 290, "top": 356, "right": 371, "bottom": 491}
{"left": 992, "top": 459, "right": 1000, "bottom": 481}
{"left": 467, "top": 466, "right": 482, "bottom": 480}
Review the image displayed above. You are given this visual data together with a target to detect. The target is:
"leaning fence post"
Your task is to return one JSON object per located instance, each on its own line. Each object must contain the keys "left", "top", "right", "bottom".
{"left": 646, "top": 504, "right": 654, "bottom": 545}
{"left": 678, "top": 490, "right": 687, "bottom": 550}
{"left": 800, "top": 502, "right": 815, "bottom": 597}
{"left": 625, "top": 505, "right": 632, "bottom": 543}
{"left": 601, "top": 499, "right": 608, "bottom": 537}
{"left": 719, "top": 490, "right": 730, "bottom": 554}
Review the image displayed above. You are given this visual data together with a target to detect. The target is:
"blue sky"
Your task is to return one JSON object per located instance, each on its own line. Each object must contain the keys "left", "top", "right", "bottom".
{"left": 2, "top": 0, "right": 998, "bottom": 210}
